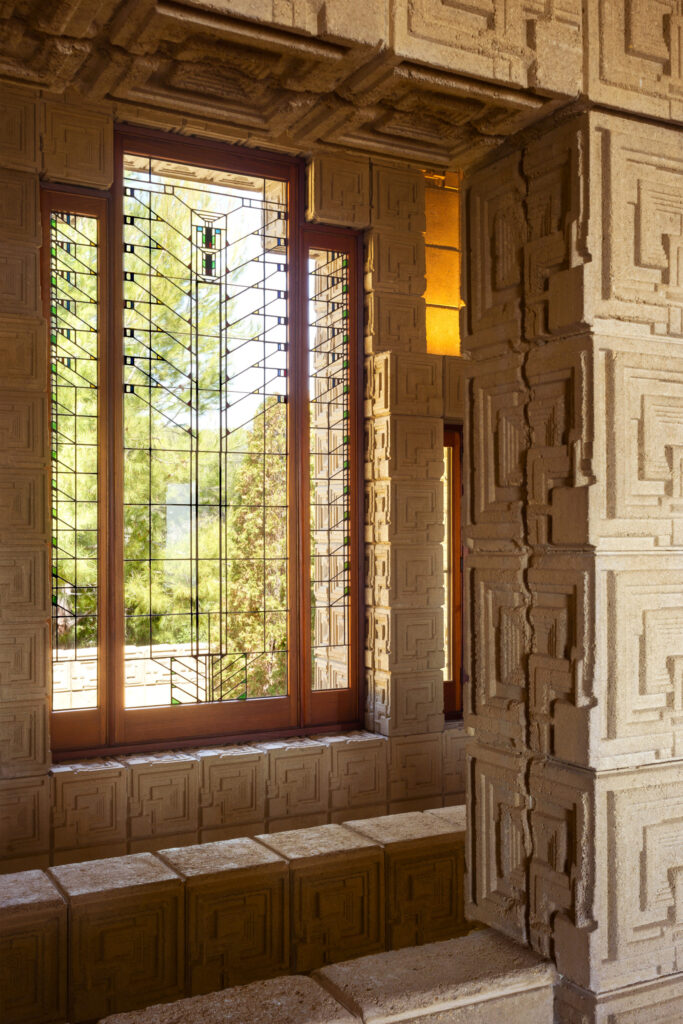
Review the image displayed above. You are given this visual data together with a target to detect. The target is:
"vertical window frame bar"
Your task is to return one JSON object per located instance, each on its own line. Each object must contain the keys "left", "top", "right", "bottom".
{"left": 43, "top": 186, "right": 110, "bottom": 753}
{"left": 443, "top": 423, "right": 463, "bottom": 720}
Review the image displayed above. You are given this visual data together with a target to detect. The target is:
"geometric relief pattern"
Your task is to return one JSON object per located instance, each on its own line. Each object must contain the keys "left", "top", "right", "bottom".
{"left": 599, "top": 557, "right": 683, "bottom": 766}
{"left": 598, "top": 342, "right": 683, "bottom": 546}
{"left": 528, "top": 555, "right": 594, "bottom": 765}
{"left": 68, "top": 892, "right": 183, "bottom": 1021}
{"left": 42, "top": 103, "right": 113, "bottom": 189}
{"left": 198, "top": 747, "right": 266, "bottom": 832}
{"left": 0, "top": 470, "right": 48, "bottom": 545}
{"left": 528, "top": 760, "right": 594, "bottom": 962}
{"left": 467, "top": 556, "right": 529, "bottom": 750}
{"left": 523, "top": 119, "right": 588, "bottom": 342}
{"left": 468, "top": 358, "right": 527, "bottom": 544}
{"left": 0, "top": 701, "right": 49, "bottom": 779}
{"left": 186, "top": 874, "right": 288, "bottom": 993}
{"left": 0, "top": 872, "right": 66, "bottom": 1024}
{"left": 52, "top": 761, "right": 128, "bottom": 853}
{"left": 526, "top": 336, "right": 593, "bottom": 547}
{"left": 589, "top": 0, "right": 683, "bottom": 122}
{"left": 0, "top": 776, "right": 50, "bottom": 860}
{"left": 387, "top": 839, "right": 467, "bottom": 949}
{"left": 0, "top": 624, "right": 49, "bottom": 703}
{"left": 263, "top": 740, "right": 331, "bottom": 821}
{"left": 0, "top": 317, "right": 46, "bottom": 391}
{"left": 394, "top": 0, "right": 582, "bottom": 94}
{"left": 290, "top": 850, "right": 384, "bottom": 971}
{"left": 0, "top": 394, "right": 47, "bottom": 467}
{"left": 125, "top": 753, "right": 200, "bottom": 842}
{"left": 593, "top": 116, "right": 683, "bottom": 337}
{"left": 587, "top": 765, "right": 683, "bottom": 992}
{"left": 0, "top": 551, "right": 49, "bottom": 623}
{"left": 467, "top": 743, "right": 530, "bottom": 944}
{"left": 465, "top": 154, "right": 525, "bottom": 349}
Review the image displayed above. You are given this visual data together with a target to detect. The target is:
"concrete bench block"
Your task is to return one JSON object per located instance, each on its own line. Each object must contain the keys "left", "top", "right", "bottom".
{"left": 157, "top": 837, "right": 289, "bottom": 994}
{"left": 315, "top": 929, "right": 555, "bottom": 1024}
{"left": 49, "top": 852, "right": 183, "bottom": 1022}
{"left": 344, "top": 811, "right": 468, "bottom": 948}
{"left": 0, "top": 870, "right": 66, "bottom": 1024}
{"left": 97, "top": 975, "right": 357, "bottom": 1024}
{"left": 257, "top": 824, "right": 384, "bottom": 972}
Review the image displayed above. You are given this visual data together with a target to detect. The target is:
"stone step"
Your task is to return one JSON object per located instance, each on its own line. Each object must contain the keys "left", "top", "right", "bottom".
{"left": 97, "top": 930, "right": 555, "bottom": 1024}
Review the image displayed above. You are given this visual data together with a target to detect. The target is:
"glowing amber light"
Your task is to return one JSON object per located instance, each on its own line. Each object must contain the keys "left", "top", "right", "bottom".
{"left": 424, "top": 173, "right": 464, "bottom": 357}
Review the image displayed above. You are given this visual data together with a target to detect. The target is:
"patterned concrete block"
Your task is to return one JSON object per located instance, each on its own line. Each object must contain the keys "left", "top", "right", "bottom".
{"left": 158, "top": 837, "right": 288, "bottom": 994}
{"left": 0, "top": 870, "right": 66, "bottom": 1024}
{"left": 344, "top": 811, "right": 468, "bottom": 949}
{"left": 257, "top": 824, "right": 384, "bottom": 972}
{"left": 123, "top": 751, "right": 199, "bottom": 848}
{"left": 260, "top": 738, "right": 331, "bottom": 823}
{"left": 196, "top": 745, "right": 267, "bottom": 838}
{"left": 49, "top": 852, "right": 183, "bottom": 1022}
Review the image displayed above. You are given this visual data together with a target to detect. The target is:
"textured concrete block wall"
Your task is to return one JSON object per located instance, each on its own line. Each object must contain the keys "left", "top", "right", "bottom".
{"left": 0, "top": 94, "right": 465, "bottom": 872}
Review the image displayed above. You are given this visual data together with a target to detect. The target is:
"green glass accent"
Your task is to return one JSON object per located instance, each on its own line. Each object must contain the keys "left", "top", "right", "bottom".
{"left": 344, "top": 536, "right": 350, "bottom": 545}
{"left": 343, "top": 359, "right": 348, "bottom": 369}
{"left": 342, "top": 284, "right": 348, "bottom": 294}
{"left": 343, "top": 435, "right": 349, "bottom": 445}
{"left": 171, "top": 697, "right": 180, "bottom": 705}
{"left": 342, "top": 309, "right": 349, "bottom": 319}
{"left": 343, "top": 410, "right": 349, "bottom": 419}
{"left": 343, "top": 460, "right": 349, "bottom": 469}
{"left": 342, "top": 259, "right": 348, "bottom": 268}
{"left": 343, "top": 334, "right": 349, "bottom": 343}
{"left": 52, "top": 595, "right": 57, "bottom": 605}
{"left": 237, "top": 691, "right": 247, "bottom": 701}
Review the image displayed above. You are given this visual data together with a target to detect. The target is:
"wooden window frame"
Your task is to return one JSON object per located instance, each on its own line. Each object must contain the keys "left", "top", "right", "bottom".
{"left": 443, "top": 424, "right": 463, "bottom": 720}
{"left": 44, "top": 127, "right": 364, "bottom": 759}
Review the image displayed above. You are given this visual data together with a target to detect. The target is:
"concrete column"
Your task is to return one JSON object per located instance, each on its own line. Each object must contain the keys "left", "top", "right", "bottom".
{"left": 463, "top": 109, "right": 683, "bottom": 1021}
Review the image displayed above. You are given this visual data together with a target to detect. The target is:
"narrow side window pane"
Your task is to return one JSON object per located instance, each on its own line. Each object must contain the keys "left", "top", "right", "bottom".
{"left": 308, "top": 248, "right": 351, "bottom": 691}
{"left": 122, "top": 155, "right": 289, "bottom": 708}
{"left": 50, "top": 211, "right": 100, "bottom": 710}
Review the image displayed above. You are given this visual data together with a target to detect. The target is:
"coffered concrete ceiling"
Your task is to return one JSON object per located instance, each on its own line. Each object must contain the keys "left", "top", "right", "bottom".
{"left": 0, "top": 0, "right": 583, "bottom": 166}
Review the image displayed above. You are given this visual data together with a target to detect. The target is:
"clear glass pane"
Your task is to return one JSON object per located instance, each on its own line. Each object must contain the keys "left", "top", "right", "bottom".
{"left": 308, "top": 249, "right": 351, "bottom": 691}
{"left": 122, "top": 156, "right": 288, "bottom": 708}
{"left": 50, "top": 211, "right": 99, "bottom": 711}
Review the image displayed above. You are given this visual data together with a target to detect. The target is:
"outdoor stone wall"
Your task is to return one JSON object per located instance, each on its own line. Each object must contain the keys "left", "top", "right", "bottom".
{"left": 462, "top": 106, "right": 683, "bottom": 1021}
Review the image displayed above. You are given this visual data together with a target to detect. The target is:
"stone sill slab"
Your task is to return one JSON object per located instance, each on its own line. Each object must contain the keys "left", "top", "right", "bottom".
{"left": 96, "top": 931, "right": 555, "bottom": 1024}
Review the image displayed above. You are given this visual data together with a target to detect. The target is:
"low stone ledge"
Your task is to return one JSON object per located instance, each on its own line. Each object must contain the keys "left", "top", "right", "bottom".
{"left": 157, "top": 837, "right": 289, "bottom": 993}
{"left": 0, "top": 869, "right": 67, "bottom": 1024}
{"left": 49, "top": 853, "right": 184, "bottom": 1023}
{"left": 343, "top": 811, "right": 469, "bottom": 948}
{"left": 256, "top": 824, "right": 385, "bottom": 971}
{"left": 98, "top": 975, "right": 358, "bottom": 1024}
{"left": 315, "top": 930, "right": 556, "bottom": 1024}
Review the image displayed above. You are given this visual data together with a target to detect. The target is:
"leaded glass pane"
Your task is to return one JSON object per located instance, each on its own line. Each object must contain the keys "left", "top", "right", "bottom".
{"left": 50, "top": 212, "right": 99, "bottom": 711}
{"left": 122, "top": 156, "right": 288, "bottom": 707}
{"left": 308, "top": 249, "right": 351, "bottom": 691}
